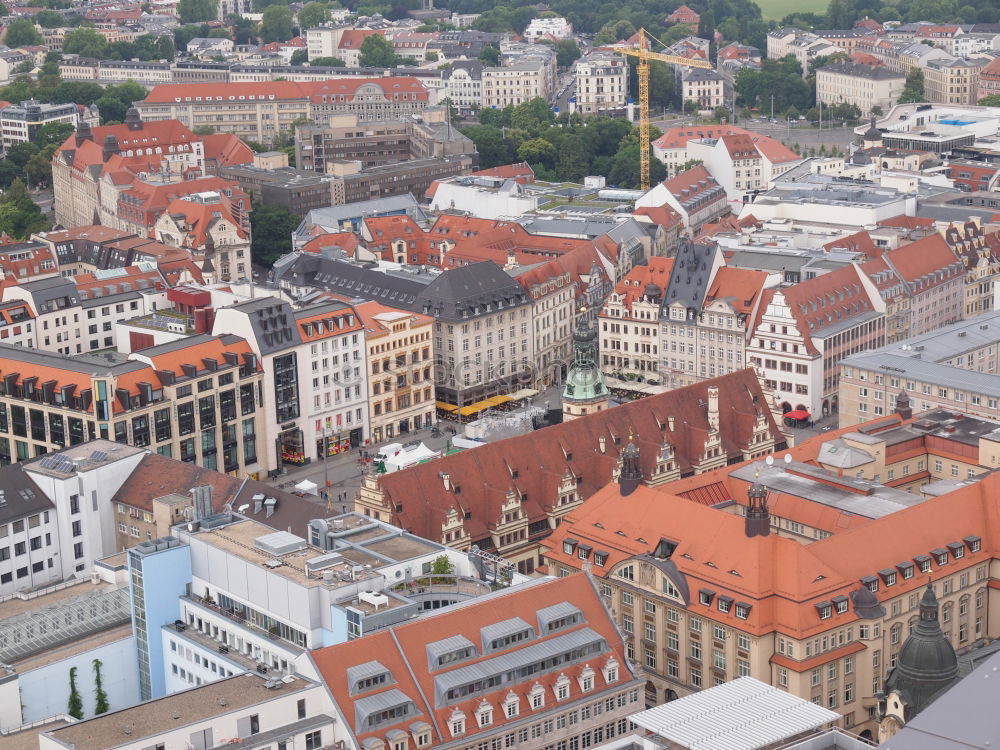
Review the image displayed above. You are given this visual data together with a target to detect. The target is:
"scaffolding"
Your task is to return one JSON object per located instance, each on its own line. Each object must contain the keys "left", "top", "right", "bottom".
{"left": 0, "top": 585, "right": 132, "bottom": 664}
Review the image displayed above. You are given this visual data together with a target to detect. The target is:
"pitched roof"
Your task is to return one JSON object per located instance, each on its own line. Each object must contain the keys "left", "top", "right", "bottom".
{"left": 312, "top": 574, "right": 634, "bottom": 748}
{"left": 704, "top": 266, "right": 768, "bottom": 318}
{"left": 883, "top": 233, "right": 962, "bottom": 287}
{"left": 653, "top": 125, "right": 751, "bottom": 151}
{"left": 823, "top": 231, "right": 880, "bottom": 259}
{"left": 160, "top": 194, "right": 247, "bottom": 249}
{"left": 372, "top": 369, "right": 783, "bottom": 544}
{"left": 601, "top": 256, "right": 674, "bottom": 315}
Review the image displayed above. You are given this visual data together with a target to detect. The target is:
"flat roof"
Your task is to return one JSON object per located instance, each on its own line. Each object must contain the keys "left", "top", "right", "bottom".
{"left": 0, "top": 579, "right": 120, "bottom": 621}
{"left": 730, "top": 460, "right": 928, "bottom": 519}
{"left": 13, "top": 623, "right": 132, "bottom": 672}
{"left": 630, "top": 677, "right": 839, "bottom": 750}
{"left": 2, "top": 720, "right": 70, "bottom": 750}
{"left": 44, "top": 673, "right": 314, "bottom": 750}
{"left": 870, "top": 311, "right": 1000, "bottom": 363}
{"left": 842, "top": 351, "right": 1000, "bottom": 398}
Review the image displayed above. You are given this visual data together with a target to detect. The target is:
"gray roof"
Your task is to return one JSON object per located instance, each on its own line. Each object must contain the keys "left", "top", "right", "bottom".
{"left": 842, "top": 351, "right": 1000, "bottom": 399}
{"left": 881, "top": 647, "right": 1000, "bottom": 749}
{"left": 0, "top": 342, "right": 146, "bottom": 377}
{"left": 299, "top": 194, "right": 423, "bottom": 233}
{"left": 663, "top": 239, "right": 716, "bottom": 310}
{"left": 418, "top": 261, "right": 530, "bottom": 323}
{"left": 0, "top": 464, "right": 53, "bottom": 526}
{"left": 869, "top": 311, "right": 1000, "bottom": 364}
{"left": 731, "top": 459, "right": 928, "bottom": 519}
{"left": 818, "top": 60, "right": 905, "bottom": 80}
{"left": 14, "top": 276, "right": 79, "bottom": 313}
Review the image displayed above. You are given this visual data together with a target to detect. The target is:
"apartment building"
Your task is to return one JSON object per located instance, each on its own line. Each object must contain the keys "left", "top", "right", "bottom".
{"left": 441, "top": 60, "right": 483, "bottom": 114}
{"left": 482, "top": 62, "right": 550, "bottom": 108}
{"left": 679, "top": 68, "right": 726, "bottom": 110}
{"left": 749, "top": 263, "right": 885, "bottom": 420}
{"left": 136, "top": 78, "right": 431, "bottom": 144}
{"left": 0, "top": 334, "right": 266, "bottom": 475}
{"left": 213, "top": 298, "right": 368, "bottom": 471}
{"left": 838, "top": 312, "right": 1000, "bottom": 427}
{"left": 524, "top": 16, "right": 573, "bottom": 41}
{"left": 312, "top": 573, "right": 639, "bottom": 750}
{"left": 942, "top": 218, "right": 1000, "bottom": 318}
{"left": 685, "top": 132, "right": 801, "bottom": 204}
{"left": 599, "top": 258, "right": 673, "bottom": 380}
{"left": 816, "top": 62, "right": 906, "bottom": 115}
{"left": 542, "top": 408, "right": 1000, "bottom": 740}
{"left": 574, "top": 53, "right": 627, "bottom": 116}
{"left": 977, "top": 57, "right": 1000, "bottom": 102}
{"left": 153, "top": 192, "right": 251, "bottom": 282}
{"left": 766, "top": 29, "right": 840, "bottom": 74}
{"left": 924, "top": 57, "right": 985, "bottom": 105}
{"left": 660, "top": 263, "right": 769, "bottom": 389}
{"left": 652, "top": 124, "right": 751, "bottom": 176}
{"left": 635, "top": 165, "right": 729, "bottom": 231}
{"left": 356, "top": 369, "right": 788, "bottom": 574}
{"left": 354, "top": 301, "right": 435, "bottom": 443}
{"left": 331, "top": 154, "right": 475, "bottom": 205}
{"left": 0, "top": 99, "right": 96, "bottom": 150}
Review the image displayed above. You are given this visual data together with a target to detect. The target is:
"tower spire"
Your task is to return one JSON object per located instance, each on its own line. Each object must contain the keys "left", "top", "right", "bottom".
{"left": 745, "top": 466, "right": 770, "bottom": 537}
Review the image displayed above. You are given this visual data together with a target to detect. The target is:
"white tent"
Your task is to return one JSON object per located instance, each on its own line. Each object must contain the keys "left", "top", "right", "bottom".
{"left": 384, "top": 442, "right": 440, "bottom": 473}
{"left": 294, "top": 479, "right": 319, "bottom": 495}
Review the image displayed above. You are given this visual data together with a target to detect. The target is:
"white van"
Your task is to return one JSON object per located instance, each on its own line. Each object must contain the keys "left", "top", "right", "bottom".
{"left": 376, "top": 443, "right": 404, "bottom": 461}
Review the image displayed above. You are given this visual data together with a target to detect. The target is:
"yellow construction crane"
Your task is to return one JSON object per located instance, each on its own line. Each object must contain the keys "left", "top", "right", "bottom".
{"left": 615, "top": 29, "right": 713, "bottom": 190}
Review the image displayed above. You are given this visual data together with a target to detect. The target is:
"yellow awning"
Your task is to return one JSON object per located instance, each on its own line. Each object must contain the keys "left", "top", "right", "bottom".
{"left": 436, "top": 401, "right": 458, "bottom": 413}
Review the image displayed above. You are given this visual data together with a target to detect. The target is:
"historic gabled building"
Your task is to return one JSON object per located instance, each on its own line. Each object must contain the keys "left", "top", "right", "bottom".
{"left": 542, "top": 406, "right": 1000, "bottom": 741}
{"left": 356, "top": 368, "right": 789, "bottom": 574}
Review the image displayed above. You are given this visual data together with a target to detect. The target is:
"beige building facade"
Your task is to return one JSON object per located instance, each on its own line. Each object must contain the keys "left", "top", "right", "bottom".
{"left": 816, "top": 62, "right": 905, "bottom": 114}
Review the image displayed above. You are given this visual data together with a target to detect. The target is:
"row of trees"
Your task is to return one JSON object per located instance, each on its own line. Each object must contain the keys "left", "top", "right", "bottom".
{"left": 463, "top": 98, "right": 665, "bottom": 188}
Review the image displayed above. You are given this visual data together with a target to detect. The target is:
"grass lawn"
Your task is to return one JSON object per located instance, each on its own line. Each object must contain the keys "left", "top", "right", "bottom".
{"left": 755, "top": 0, "right": 829, "bottom": 19}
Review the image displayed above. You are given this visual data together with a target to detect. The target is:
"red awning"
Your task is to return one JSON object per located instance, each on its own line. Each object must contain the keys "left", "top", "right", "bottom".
{"left": 785, "top": 409, "right": 810, "bottom": 420}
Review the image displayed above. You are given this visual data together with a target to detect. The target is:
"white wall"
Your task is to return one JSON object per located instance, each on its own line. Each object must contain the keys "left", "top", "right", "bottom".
{"left": 18, "top": 635, "right": 140, "bottom": 725}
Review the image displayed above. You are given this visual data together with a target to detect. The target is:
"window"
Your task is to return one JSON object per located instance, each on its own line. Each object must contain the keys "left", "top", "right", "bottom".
{"left": 735, "top": 603, "right": 750, "bottom": 619}
{"left": 305, "top": 731, "right": 322, "bottom": 750}
{"left": 778, "top": 667, "right": 788, "bottom": 687}
{"left": 737, "top": 633, "right": 750, "bottom": 650}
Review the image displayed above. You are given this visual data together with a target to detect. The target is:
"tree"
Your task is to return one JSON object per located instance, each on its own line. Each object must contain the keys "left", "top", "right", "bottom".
{"left": 252, "top": 0, "right": 287, "bottom": 10}
{"left": 37, "top": 121, "right": 74, "bottom": 147}
{"left": 4, "top": 18, "right": 42, "bottom": 47}
{"left": 93, "top": 659, "right": 110, "bottom": 715}
{"left": 260, "top": 5, "right": 294, "bottom": 42}
{"left": 289, "top": 48, "right": 309, "bottom": 65}
{"left": 359, "top": 33, "right": 398, "bottom": 67}
{"left": 62, "top": 27, "right": 108, "bottom": 58}
{"left": 555, "top": 39, "right": 581, "bottom": 68}
{"left": 517, "top": 137, "right": 557, "bottom": 170}
{"left": 478, "top": 44, "right": 500, "bottom": 66}
{"left": 250, "top": 203, "right": 300, "bottom": 265}
{"left": 178, "top": 0, "right": 216, "bottom": 23}
{"left": 676, "top": 158, "right": 703, "bottom": 173}
{"left": 67, "top": 666, "right": 83, "bottom": 720}
{"left": 979, "top": 95, "right": 1000, "bottom": 107}
{"left": 95, "top": 80, "right": 146, "bottom": 123}
{"left": 311, "top": 56, "right": 345, "bottom": 66}
{"left": 594, "top": 19, "right": 634, "bottom": 45}
{"left": 426, "top": 50, "right": 439, "bottom": 62}
{"left": 297, "top": 0, "right": 329, "bottom": 29}
{"left": 460, "top": 124, "right": 514, "bottom": 168}
{"left": 430, "top": 555, "right": 454, "bottom": 576}
{"left": 899, "top": 68, "right": 926, "bottom": 103}
{"left": 555, "top": 133, "right": 589, "bottom": 181}
{"left": 35, "top": 10, "right": 63, "bottom": 27}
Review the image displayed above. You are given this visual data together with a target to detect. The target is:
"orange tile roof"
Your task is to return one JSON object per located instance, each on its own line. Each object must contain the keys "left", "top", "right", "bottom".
{"left": 354, "top": 300, "right": 434, "bottom": 338}
{"left": 139, "top": 335, "right": 258, "bottom": 379}
{"left": 823, "top": 231, "right": 880, "bottom": 259}
{"left": 295, "top": 303, "right": 364, "bottom": 342}
{"left": 161, "top": 195, "right": 247, "bottom": 249}
{"left": 883, "top": 233, "right": 962, "bottom": 286}
{"left": 601, "top": 256, "right": 674, "bottom": 315}
{"left": 653, "top": 125, "right": 752, "bottom": 151}
{"left": 704, "top": 266, "right": 768, "bottom": 317}
{"left": 312, "top": 574, "right": 634, "bottom": 748}
{"left": 300, "top": 232, "right": 360, "bottom": 257}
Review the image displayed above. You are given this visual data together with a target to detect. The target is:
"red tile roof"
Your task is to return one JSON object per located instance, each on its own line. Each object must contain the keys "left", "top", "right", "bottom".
{"left": 822, "top": 231, "right": 880, "bottom": 259}
{"left": 601, "top": 256, "right": 674, "bottom": 315}
{"left": 312, "top": 574, "right": 635, "bottom": 748}
{"left": 370, "top": 369, "right": 784, "bottom": 545}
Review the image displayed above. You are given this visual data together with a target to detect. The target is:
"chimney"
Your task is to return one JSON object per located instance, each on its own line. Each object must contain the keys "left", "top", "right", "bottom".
{"left": 254, "top": 497, "right": 263, "bottom": 514}
{"left": 102, "top": 134, "right": 120, "bottom": 162}
{"left": 668, "top": 416, "right": 675, "bottom": 431}
{"left": 707, "top": 386, "right": 719, "bottom": 431}
{"left": 598, "top": 435, "right": 606, "bottom": 454}
{"left": 441, "top": 472, "right": 451, "bottom": 491}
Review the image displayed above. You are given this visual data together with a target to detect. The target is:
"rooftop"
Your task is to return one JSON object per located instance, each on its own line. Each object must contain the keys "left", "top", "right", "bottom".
{"left": 44, "top": 674, "right": 314, "bottom": 750}
{"left": 843, "top": 351, "right": 1000, "bottom": 398}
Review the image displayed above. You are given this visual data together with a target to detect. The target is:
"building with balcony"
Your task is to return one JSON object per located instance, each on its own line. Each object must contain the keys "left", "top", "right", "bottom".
{"left": 0, "top": 99, "right": 97, "bottom": 150}
{"left": 574, "top": 53, "right": 627, "bottom": 116}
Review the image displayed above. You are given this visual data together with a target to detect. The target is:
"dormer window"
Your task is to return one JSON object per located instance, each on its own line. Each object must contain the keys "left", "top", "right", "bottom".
{"left": 578, "top": 665, "right": 595, "bottom": 692}
{"left": 577, "top": 545, "right": 591, "bottom": 561}
{"left": 699, "top": 589, "right": 715, "bottom": 606}
{"left": 932, "top": 549, "right": 949, "bottom": 566}
{"left": 477, "top": 701, "right": 493, "bottom": 728}
{"left": 529, "top": 683, "right": 545, "bottom": 709}
{"left": 563, "top": 538, "right": 577, "bottom": 555}
{"left": 603, "top": 657, "right": 619, "bottom": 684}
{"left": 503, "top": 692, "right": 519, "bottom": 718}
{"left": 449, "top": 711, "right": 465, "bottom": 737}
{"left": 965, "top": 535, "right": 982, "bottom": 553}
{"left": 915, "top": 555, "right": 931, "bottom": 573}
{"left": 554, "top": 673, "right": 570, "bottom": 701}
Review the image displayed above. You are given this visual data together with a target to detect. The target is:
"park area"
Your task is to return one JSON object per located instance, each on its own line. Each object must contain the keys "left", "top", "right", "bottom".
{"left": 755, "top": 0, "right": 829, "bottom": 18}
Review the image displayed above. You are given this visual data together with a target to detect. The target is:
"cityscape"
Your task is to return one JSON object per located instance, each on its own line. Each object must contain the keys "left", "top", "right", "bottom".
{"left": 0, "top": 0, "right": 998, "bottom": 748}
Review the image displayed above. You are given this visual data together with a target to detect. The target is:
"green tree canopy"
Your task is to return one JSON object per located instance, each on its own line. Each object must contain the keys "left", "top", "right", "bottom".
{"left": 250, "top": 203, "right": 300, "bottom": 265}
{"left": 555, "top": 39, "right": 581, "bottom": 68}
{"left": 311, "top": 55, "right": 345, "bottom": 66}
{"left": 979, "top": 94, "right": 1000, "bottom": 107}
{"left": 359, "top": 33, "right": 398, "bottom": 67}
{"left": 178, "top": 0, "right": 217, "bottom": 24}
{"left": 478, "top": 44, "right": 500, "bottom": 66}
{"left": 4, "top": 18, "right": 42, "bottom": 46}
{"left": 260, "top": 4, "right": 294, "bottom": 42}
{"left": 289, "top": 48, "right": 309, "bottom": 65}
{"left": 899, "top": 68, "right": 926, "bottom": 103}
{"left": 297, "top": 0, "right": 329, "bottom": 29}
{"left": 62, "top": 27, "right": 109, "bottom": 58}
{"left": 35, "top": 10, "right": 63, "bottom": 27}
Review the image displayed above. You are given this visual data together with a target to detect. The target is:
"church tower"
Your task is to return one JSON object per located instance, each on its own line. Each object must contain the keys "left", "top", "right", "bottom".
{"left": 878, "top": 582, "right": 960, "bottom": 742}
{"left": 562, "top": 311, "right": 609, "bottom": 421}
